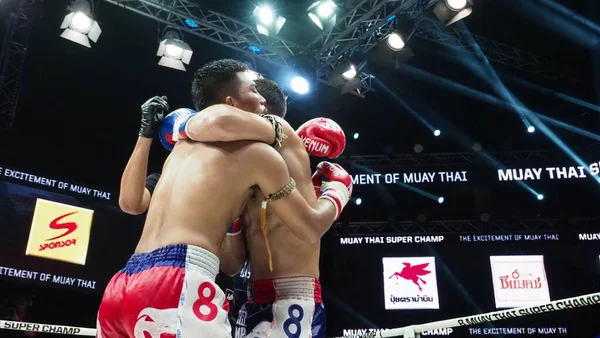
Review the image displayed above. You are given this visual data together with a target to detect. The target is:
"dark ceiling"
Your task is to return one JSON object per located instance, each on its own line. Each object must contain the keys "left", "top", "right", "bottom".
{"left": 0, "top": 0, "right": 599, "bottom": 192}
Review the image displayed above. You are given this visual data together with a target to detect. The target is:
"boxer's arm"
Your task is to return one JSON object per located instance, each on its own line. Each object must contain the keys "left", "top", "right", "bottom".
{"left": 219, "top": 229, "right": 246, "bottom": 277}
{"left": 119, "top": 137, "right": 153, "bottom": 215}
{"left": 250, "top": 144, "right": 336, "bottom": 244}
{"left": 185, "top": 104, "right": 275, "bottom": 143}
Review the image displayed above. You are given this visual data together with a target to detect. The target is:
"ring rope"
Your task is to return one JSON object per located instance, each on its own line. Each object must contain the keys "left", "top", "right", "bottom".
{"left": 338, "top": 291, "right": 600, "bottom": 338}
{"left": 0, "top": 292, "right": 598, "bottom": 337}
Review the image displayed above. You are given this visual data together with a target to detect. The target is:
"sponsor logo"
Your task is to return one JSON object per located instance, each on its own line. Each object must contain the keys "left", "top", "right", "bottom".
{"left": 489, "top": 255, "right": 551, "bottom": 308}
{"left": 389, "top": 262, "right": 431, "bottom": 291}
{"left": 383, "top": 257, "right": 439, "bottom": 309}
{"left": 25, "top": 199, "right": 93, "bottom": 265}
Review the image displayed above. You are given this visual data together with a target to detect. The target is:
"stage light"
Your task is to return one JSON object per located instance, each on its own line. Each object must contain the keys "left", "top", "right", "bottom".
{"left": 291, "top": 76, "right": 310, "bottom": 94}
{"left": 446, "top": 0, "right": 467, "bottom": 10}
{"left": 353, "top": 133, "right": 359, "bottom": 139}
{"left": 527, "top": 126, "right": 536, "bottom": 133}
{"left": 60, "top": 1, "right": 101, "bottom": 48}
{"left": 184, "top": 18, "right": 199, "bottom": 28}
{"left": 342, "top": 65, "right": 357, "bottom": 80}
{"left": 414, "top": 144, "right": 423, "bottom": 153}
{"left": 537, "top": 194, "right": 544, "bottom": 200}
{"left": 248, "top": 45, "right": 262, "bottom": 53}
{"left": 434, "top": 129, "right": 441, "bottom": 136}
{"left": 355, "top": 198, "right": 362, "bottom": 205}
{"left": 308, "top": 1, "right": 337, "bottom": 30}
{"left": 386, "top": 32, "right": 406, "bottom": 51}
{"left": 157, "top": 28, "right": 193, "bottom": 71}
{"left": 433, "top": 0, "right": 473, "bottom": 26}
{"left": 438, "top": 197, "right": 445, "bottom": 204}
{"left": 254, "top": 5, "right": 286, "bottom": 36}
{"left": 472, "top": 143, "right": 482, "bottom": 152}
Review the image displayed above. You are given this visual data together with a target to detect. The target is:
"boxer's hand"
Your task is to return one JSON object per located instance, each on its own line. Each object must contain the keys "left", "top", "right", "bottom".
{"left": 159, "top": 108, "right": 197, "bottom": 151}
{"left": 313, "top": 161, "right": 352, "bottom": 220}
{"left": 297, "top": 118, "right": 346, "bottom": 159}
{"left": 140, "top": 95, "right": 169, "bottom": 138}
{"left": 227, "top": 218, "right": 242, "bottom": 236}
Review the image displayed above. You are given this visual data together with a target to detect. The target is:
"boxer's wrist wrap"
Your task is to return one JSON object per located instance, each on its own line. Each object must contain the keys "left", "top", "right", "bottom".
{"left": 259, "top": 114, "right": 285, "bottom": 150}
{"left": 174, "top": 113, "right": 194, "bottom": 142}
{"left": 260, "top": 177, "right": 296, "bottom": 272}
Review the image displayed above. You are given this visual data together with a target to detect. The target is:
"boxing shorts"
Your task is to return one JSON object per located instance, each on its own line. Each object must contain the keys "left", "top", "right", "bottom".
{"left": 97, "top": 244, "right": 231, "bottom": 338}
{"left": 234, "top": 277, "right": 325, "bottom": 338}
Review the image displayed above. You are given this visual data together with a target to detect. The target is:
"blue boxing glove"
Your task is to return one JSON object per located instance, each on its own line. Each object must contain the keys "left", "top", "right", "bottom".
{"left": 159, "top": 108, "right": 197, "bottom": 151}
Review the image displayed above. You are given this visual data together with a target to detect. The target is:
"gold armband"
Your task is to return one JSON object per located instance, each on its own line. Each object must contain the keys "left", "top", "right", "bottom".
{"left": 259, "top": 114, "right": 286, "bottom": 150}
{"left": 260, "top": 178, "right": 296, "bottom": 272}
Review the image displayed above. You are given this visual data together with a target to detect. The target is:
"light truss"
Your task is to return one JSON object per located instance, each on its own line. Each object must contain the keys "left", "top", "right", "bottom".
{"left": 414, "top": 17, "right": 567, "bottom": 80}
{"left": 103, "top": 0, "right": 569, "bottom": 99}
{"left": 313, "top": 0, "right": 436, "bottom": 96}
{"left": 103, "top": 0, "right": 302, "bottom": 68}
{"left": 0, "top": 0, "right": 44, "bottom": 130}
{"left": 331, "top": 217, "right": 600, "bottom": 235}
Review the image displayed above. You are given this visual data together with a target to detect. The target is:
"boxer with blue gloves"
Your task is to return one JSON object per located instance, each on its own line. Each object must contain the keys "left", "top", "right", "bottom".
{"left": 98, "top": 59, "right": 345, "bottom": 338}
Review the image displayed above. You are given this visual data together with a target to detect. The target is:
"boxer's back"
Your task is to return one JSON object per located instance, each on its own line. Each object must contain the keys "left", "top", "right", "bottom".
{"left": 135, "top": 140, "right": 254, "bottom": 255}
{"left": 243, "top": 123, "right": 322, "bottom": 280}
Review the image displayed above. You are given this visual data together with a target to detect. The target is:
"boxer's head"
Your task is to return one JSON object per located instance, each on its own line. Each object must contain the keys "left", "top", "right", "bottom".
{"left": 191, "top": 59, "right": 265, "bottom": 113}
{"left": 255, "top": 78, "right": 287, "bottom": 118}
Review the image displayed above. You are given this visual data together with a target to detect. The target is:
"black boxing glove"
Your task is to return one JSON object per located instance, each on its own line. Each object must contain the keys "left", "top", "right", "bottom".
{"left": 139, "top": 95, "right": 169, "bottom": 138}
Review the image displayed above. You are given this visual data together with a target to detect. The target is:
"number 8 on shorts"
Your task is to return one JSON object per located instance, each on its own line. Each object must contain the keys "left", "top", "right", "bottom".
{"left": 283, "top": 304, "right": 304, "bottom": 338}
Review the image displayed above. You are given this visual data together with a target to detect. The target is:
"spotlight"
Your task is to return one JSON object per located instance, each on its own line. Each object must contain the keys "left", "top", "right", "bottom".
{"left": 386, "top": 33, "right": 406, "bottom": 51}
{"left": 433, "top": 0, "right": 473, "bottom": 26}
{"left": 328, "top": 62, "right": 364, "bottom": 96}
{"left": 291, "top": 76, "right": 310, "bottom": 94}
{"left": 341, "top": 65, "right": 357, "bottom": 80}
{"left": 438, "top": 197, "right": 445, "bottom": 204}
{"left": 369, "top": 28, "right": 414, "bottom": 70}
{"left": 355, "top": 198, "right": 362, "bottom": 205}
{"left": 434, "top": 129, "right": 441, "bottom": 136}
{"left": 537, "top": 194, "right": 544, "bottom": 200}
{"left": 60, "top": 0, "right": 101, "bottom": 48}
{"left": 157, "top": 28, "right": 193, "bottom": 71}
{"left": 254, "top": 5, "right": 286, "bottom": 36}
{"left": 353, "top": 133, "right": 359, "bottom": 139}
{"left": 527, "top": 126, "right": 536, "bottom": 133}
{"left": 414, "top": 144, "right": 423, "bottom": 153}
{"left": 447, "top": 0, "right": 467, "bottom": 10}
{"left": 307, "top": 1, "right": 337, "bottom": 30}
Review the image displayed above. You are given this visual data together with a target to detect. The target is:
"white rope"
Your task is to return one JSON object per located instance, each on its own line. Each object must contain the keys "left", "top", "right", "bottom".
{"left": 2, "top": 292, "right": 599, "bottom": 337}
{"left": 340, "top": 291, "right": 600, "bottom": 338}
{"left": 0, "top": 320, "right": 96, "bottom": 336}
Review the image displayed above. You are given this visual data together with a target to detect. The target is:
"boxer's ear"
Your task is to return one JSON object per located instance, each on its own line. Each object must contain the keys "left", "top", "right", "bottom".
{"left": 224, "top": 96, "right": 235, "bottom": 106}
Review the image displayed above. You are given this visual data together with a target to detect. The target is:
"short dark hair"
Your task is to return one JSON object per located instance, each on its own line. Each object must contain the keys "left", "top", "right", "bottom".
{"left": 191, "top": 59, "right": 249, "bottom": 110}
{"left": 255, "top": 78, "right": 287, "bottom": 118}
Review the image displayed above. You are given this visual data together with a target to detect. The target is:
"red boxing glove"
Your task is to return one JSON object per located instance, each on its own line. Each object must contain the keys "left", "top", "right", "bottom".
{"left": 313, "top": 161, "right": 353, "bottom": 220}
{"left": 227, "top": 218, "right": 242, "bottom": 236}
{"left": 297, "top": 118, "right": 346, "bottom": 159}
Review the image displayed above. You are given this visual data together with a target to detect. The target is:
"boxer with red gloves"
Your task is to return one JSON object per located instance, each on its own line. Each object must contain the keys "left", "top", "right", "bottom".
{"left": 159, "top": 78, "right": 352, "bottom": 338}
{"left": 297, "top": 118, "right": 346, "bottom": 159}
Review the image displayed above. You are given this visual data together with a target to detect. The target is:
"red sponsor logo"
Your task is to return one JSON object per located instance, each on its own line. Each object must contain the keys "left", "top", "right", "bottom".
{"left": 389, "top": 262, "right": 432, "bottom": 291}
{"left": 39, "top": 239, "right": 77, "bottom": 252}
{"left": 38, "top": 211, "right": 78, "bottom": 252}
{"left": 46, "top": 211, "right": 78, "bottom": 241}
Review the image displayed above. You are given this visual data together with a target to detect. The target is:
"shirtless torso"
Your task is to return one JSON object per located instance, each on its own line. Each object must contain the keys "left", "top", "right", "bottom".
{"left": 134, "top": 140, "right": 255, "bottom": 255}
{"left": 242, "top": 121, "right": 321, "bottom": 280}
